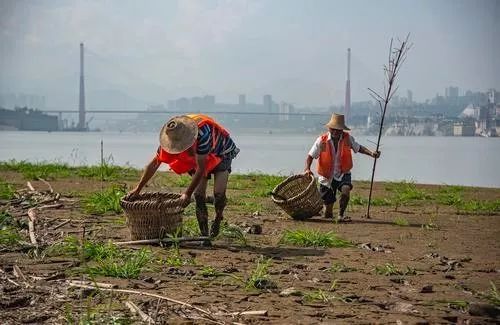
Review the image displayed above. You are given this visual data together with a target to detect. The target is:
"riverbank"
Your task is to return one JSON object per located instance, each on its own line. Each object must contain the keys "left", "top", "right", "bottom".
{"left": 1, "top": 162, "right": 499, "bottom": 323}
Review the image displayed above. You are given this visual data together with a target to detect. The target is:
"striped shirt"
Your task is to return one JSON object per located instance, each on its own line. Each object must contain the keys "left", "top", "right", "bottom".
{"left": 196, "top": 124, "right": 237, "bottom": 156}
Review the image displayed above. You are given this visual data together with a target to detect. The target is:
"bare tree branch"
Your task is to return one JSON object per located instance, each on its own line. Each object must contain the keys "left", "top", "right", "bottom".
{"left": 366, "top": 35, "right": 412, "bottom": 218}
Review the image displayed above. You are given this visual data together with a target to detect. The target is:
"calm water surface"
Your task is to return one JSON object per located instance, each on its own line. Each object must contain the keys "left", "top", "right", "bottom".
{"left": 0, "top": 131, "right": 499, "bottom": 188}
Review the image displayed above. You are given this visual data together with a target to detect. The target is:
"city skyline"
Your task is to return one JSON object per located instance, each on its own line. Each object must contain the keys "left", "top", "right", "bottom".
{"left": 0, "top": 0, "right": 499, "bottom": 108}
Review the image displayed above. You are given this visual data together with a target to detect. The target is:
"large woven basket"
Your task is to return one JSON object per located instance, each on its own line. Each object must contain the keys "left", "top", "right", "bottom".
{"left": 271, "top": 174, "right": 322, "bottom": 220}
{"left": 120, "top": 192, "right": 184, "bottom": 240}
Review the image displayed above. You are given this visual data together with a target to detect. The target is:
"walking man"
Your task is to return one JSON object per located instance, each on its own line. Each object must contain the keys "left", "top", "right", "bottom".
{"left": 304, "top": 113, "right": 380, "bottom": 222}
{"left": 128, "top": 114, "right": 239, "bottom": 237}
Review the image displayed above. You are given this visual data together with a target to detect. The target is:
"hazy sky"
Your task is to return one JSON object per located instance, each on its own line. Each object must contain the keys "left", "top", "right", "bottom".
{"left": 0, "top": 0, "right": 499, "bottom": 108}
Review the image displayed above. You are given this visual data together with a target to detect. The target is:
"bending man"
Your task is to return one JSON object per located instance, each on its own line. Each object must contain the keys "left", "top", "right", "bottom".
{"left": 129, "top": 114, "right": 239, "bottom": 237}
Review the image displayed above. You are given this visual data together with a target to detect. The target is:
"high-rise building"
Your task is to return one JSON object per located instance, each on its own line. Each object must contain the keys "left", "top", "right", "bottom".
{"left": 263, "top": 94, "right": 273, "bottom": 113}
{"left": 407, "top": 90, "right": 413, "bottom": 103}
{"left": 78, "top": 42, "right": 86, "bottom": 130}
{"left": 238, "top": 94, "right": 246, "bottom": 107}
{"left": 445, "top": 86, "right": 459, "bottom": 98}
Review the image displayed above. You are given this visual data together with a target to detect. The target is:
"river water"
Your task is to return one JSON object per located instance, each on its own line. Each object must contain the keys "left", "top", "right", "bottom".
{"left": 0, "top": 131, "right": 499, "bottom": 188}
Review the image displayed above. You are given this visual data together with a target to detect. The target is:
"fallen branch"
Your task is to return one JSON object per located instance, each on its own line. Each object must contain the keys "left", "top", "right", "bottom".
{"left": 68, "top": 280, "right": 117, "bottom": 289}
{"left": 27, "top": 181, "right": 36, "bottom": 191}
{"left": 222, "top": 310, "right": 268, "bottom": 317}
{"left": 52, "top": 219, "right": 71, "bottom": 230}
{"left": 39, "top": 203, "right": 63, "bottom": 210}
{"left": 67, "top": 282, "right": 215, "bottom": 319}
{"left": 27, "top": 208, "right": 38, "bottom": 246}
{"left": 37, "top": 177, "right": 54, "bottom": 193}
{"left": 114, "top": 236, "right": 211, "bottom": 246}
{"left": 13, "top": 265, "right": 27, "bottom": 282}
{"left": 125, "top": 300, "right": 155, "bottom": 324}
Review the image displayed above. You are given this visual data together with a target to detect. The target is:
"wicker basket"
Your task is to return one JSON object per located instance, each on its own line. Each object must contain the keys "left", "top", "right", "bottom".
{"left": 120, "top": 192, "right": 184, "bottom": 240}
{"left": 271, "top": 174, "right": 323, "bottom": 220}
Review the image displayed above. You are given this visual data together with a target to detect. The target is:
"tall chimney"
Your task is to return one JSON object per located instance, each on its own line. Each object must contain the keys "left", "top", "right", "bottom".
{"left": 344, "top": 48, "right": 351, "bottom": 123}
{"left": 78, "top": 42, "right": 86, "bottom": 130}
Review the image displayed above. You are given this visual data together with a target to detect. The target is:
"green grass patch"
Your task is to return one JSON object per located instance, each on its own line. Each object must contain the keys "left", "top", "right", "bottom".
{"left": 280, "top": 229, "right": 352, "bottom": 248}
{"left": 82, "top": 185, "right": 125, "bottom": 215}
{"left": 51, "top": 238, "right": 154, "bottom": 279}
{"left": 245, "top": 257, "right": 274, "bottom": 290}
{"left": 0, "top": 211, "right": 22, "bottom": 246}
{"left": 483, "top": 281, "right": 500, "bottom": 306}
{"left": 393, "top": 217, "right": 410, "bottom": 227}
{"left": 175, "top": 175, "right": 191, "bottom": 187}
{"left": 436, "top": 185, "right": 464, "bottom": 206}
{"left": 0, "top": 159, "right": 138, "bottom": 181}
{"left": 386, "top": 180, "right": 431, "bottom": 204}
{"left": 374, "top": 263, "right": 416, "bottom": 276}
{"left": 86, "top": 248, "right": 152, "bottom": 279}
{"left": 0, "top": 179, "right": 15, "bottom": 200}
{"left": 458, "top": 200, "right": 500, "bottom": 215}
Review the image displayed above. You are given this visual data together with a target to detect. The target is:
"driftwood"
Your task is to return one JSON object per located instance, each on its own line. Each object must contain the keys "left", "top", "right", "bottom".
{"left": 27, "top": 208, "right": 38, "bottom": 246}
{"left": 67, "top": 282, "right": 215, "bottom": 319}
{"left": 37, "top": 177, "right": 54, "bottom": 193}
{"left": 125, "top": 300, "right": 155, "bottom": 324}
{"left": 68, "top": 280, "right": 117, "bottom": 289}
{"left": 13, "top": 265, "right": 27, "bottom": 282}
{"left": 26, "top": 181, "right": 35, "bottom": 191}
{"left": 114, "top": 236, "right": 211, "bottom": 246}
{"left": 52, "top": 219, "right": 71, "bottom": 230}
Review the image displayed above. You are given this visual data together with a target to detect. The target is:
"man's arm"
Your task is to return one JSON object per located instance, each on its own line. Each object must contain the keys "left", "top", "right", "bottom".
{"left": 128, "top": 155, "right": 161, "bottom": 197}
{"left": 304, "top": 155, "right": 314, "bottom": 176}
{"left": 358, "top": 145, "right": 380, "bottom": 159}
{"left": 180, "top": 153, "right": 207, "bottom": 206}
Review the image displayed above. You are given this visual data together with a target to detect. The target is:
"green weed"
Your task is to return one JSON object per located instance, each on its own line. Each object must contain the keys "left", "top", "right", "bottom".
{"left": 82, "top": 185, "right": 125, "bottom": 215}
{"left": 175, "top": 175, "right": 191, "bottom": 187}
{"left": 0, "top": 160, "right": 72, "bottom": 180}
{"left": 0, "top": 179, "right": 15, "bottom": 200}
{"left": 483, "top": 281, "right": 500, "bottom": 306}
{"left": 280, "top": 229, "right": 352, "bottom": 248}
{"left": 436, "top": 185, "right": 464, "bottom": 205}
{"left": 182, "top": 217, "right": 201, "bottom": 236}
{"left": 86, "top": 249, "right": 152, "bottom": 279}
{"left": 394, "top": 217, "right": 410, "bottom": 227}
{"left": 246, "top": 257, "right": 274, "bottom": 290}
{"left": 217, "top": 221, "right": 248, "bottom": 246}
{"left": 200, "top": 266, "right": 224, "bottom": 277}
{"left": 0, "top": 211, "right": 22, "bottom": 246}
{"left": 386, "top": 180, "right": 431, "bottom": 205}
{"left": 458, "top": 200, "right": 500, "bottom": 215}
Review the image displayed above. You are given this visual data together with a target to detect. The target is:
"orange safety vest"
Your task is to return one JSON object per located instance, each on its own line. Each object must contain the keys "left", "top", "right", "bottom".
{"left": 156, "top": 114, "right": 230, "bottom": 176}
{"left": 317, "top": 131, "right": 353, "bottom": 178}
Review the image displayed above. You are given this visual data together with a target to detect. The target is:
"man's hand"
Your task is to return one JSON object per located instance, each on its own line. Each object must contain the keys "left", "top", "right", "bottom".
{"left": 304, "top": 168, "right": 313, "bottom": 177}
{"left": 127, "top": 187, "right": 141, "bottom": 199}
{"left": 372, "top": 150, "right": 381, "bottom": 159}
{"left": 179, "top": 192, "right": 191, "bottom": 208}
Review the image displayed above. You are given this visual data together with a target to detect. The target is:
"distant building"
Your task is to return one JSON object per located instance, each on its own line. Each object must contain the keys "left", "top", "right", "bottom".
{"left": 263, "top": 94, "right": 273, "bottom": 113}
{"left": 453, "top": 118, "right": 475, "bottom": 136}
{"left": 238, "top": 94, "right": 246, "bottom": 107}
{"left": 407, "top": 90, "right": 413, "bottom": 103}
{"left": 175, "top": 97, "right": 189, "bottom": 111}
{"left": 445, "top": 86, "right": 459, "bottom": 98}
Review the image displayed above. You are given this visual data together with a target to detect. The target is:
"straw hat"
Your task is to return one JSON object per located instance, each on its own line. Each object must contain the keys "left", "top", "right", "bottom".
{"left": 325, "top": 113, "right": 350, "bottom": 130}
{"left": 159, "top": 115, "right": 198, "bottom": 154}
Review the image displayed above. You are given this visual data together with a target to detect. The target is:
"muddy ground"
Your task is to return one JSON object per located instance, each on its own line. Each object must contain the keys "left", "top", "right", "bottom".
{"left": 1, "top": 170, "right": 499, "bottom": 324}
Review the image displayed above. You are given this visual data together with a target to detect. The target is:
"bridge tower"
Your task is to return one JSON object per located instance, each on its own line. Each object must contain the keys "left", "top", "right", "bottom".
{"left": 344, "top": 48, "right": 351, "bottom": 123}
{"left": 78, "top": 42, "right": 86, "bottom": 130}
